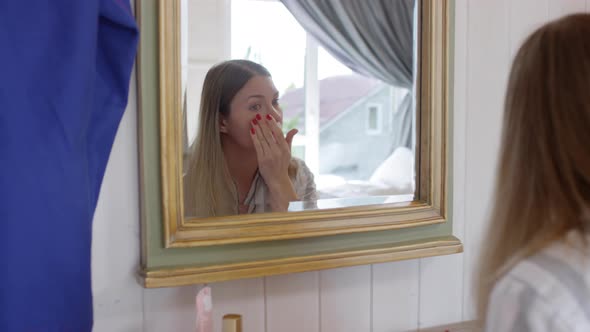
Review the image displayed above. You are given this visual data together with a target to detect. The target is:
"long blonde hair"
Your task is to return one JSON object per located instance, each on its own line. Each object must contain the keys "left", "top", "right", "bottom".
{"left": 184, "top": 60, "right": 296, "bottom": 217}
{"left": 476, "top": 14, "right": 590, "bottom": 319}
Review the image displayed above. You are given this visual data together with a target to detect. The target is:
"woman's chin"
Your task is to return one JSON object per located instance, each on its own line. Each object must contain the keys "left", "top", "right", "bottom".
{"left": 240, "top": 142, "right": 256, "bottom": 151}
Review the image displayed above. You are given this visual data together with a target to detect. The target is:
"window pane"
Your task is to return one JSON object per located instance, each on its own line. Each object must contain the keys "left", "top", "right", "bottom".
{"left": 313, "top": 46, "right": 413, "bottom": 200}
{"left": 318, "top": 47, "right": 352, "bottom": 80}
{"left": 231, "top": 0, "right": 305, "bottom": 95}
{"left": 368, "top": 107, "right": 378, "bottom": 130}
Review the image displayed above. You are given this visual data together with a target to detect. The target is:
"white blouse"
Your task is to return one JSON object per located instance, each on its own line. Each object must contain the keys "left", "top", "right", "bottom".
{"left": 242, "top": 157, "right": 318, "bottom": 213}
{"left": 486, "top": 231, "right": 590, "bottom": 332}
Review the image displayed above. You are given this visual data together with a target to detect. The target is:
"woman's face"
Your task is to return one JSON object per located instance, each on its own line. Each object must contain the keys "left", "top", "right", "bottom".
{"left": 221, "top": 75, "right": 283, "bottom": 149}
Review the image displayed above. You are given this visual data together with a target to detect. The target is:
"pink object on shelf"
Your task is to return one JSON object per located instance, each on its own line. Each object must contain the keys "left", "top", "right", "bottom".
{"left": 195, "top": 286, "right": 213, "bottom": 332}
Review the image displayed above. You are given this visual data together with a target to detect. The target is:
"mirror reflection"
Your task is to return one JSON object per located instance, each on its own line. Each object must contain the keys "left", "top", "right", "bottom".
{"left": 182, "top": 0, "right": 417, "bottom": 218}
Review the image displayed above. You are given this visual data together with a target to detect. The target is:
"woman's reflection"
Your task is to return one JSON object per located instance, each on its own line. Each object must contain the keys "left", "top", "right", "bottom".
{"left": 184, "top": 60, "right": 317, "bottom": 218}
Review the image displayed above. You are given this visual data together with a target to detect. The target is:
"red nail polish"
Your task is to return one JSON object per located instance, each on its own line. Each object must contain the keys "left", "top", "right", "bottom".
{"left": 252, "top": 118, "right": 258, "bottom": 125}
{"left": 266, "top": 114, "right": 272, "bottom": 120}
{"left": 256, "top": 114, "right": 262, "bottom": 121}
{"left": 250, "top": 127, "right": 255, "bottom": 135}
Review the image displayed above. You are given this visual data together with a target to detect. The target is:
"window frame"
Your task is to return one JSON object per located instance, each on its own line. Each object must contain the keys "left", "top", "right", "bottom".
{"left": 366, "top": 103, "right": 384, "bottom": 135}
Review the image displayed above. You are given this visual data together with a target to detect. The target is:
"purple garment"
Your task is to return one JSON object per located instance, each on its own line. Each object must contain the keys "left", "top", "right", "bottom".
{"left": 0, "top": 0, "right": 138, "bottom": 330}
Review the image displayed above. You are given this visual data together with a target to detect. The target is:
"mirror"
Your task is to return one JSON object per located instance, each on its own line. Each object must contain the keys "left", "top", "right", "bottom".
{"left": 180, "top": 0, "right": 417, "bottom": 219}
{"left": 138, "top": 0, "right": 459, "bottom": 286}
{"left": 152, "top": 0, "right": 449, "bottom": 248}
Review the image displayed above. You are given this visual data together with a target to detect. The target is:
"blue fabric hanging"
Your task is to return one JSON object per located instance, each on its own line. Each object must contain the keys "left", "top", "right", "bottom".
{"left": 0, "top": 0, "right": 138, "bottom": 330}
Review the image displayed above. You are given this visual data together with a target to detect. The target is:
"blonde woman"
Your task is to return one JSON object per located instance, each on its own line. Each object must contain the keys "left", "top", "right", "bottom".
{"left": 477, "top": 14, "right": 590, "bottom": 331}
{"left": 184, "top": 60, "right": 317, "bottom": 218}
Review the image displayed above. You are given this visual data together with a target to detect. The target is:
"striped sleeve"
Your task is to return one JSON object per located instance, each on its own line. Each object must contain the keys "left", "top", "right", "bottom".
{"left": 486, "top": 274, "right": 570, "bottom": 332}
{"left": 292, "top": 158, "right": 318, "bottom": 204}
{"left": 486, "top": 244, "right": 590, "bottom": 332}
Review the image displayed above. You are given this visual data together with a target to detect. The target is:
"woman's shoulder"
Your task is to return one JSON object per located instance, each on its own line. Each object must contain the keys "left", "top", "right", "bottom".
{"left": 290, "top": 157, "right": 314, "bottom": 176}
{"left": 289, "top": 157, "right": 317, "bottom": 200}
{"left": 290, "top": 156, "right": 307, "bottom": 167}
{"left": 505, "top": 233, "right": 590, "bottom": 299}
{"left": 488, "top": 233, "right": 590, "bottom": 330}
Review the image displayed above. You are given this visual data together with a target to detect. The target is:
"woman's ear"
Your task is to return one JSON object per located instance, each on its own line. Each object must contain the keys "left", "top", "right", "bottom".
{"left": 219, "top": 117, "right": 229, "bottom": 133}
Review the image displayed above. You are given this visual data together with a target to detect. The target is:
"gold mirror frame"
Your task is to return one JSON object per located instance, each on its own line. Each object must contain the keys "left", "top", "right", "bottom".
{"left": 157, "top": 0, "right": 450, "bottom": 248}
{"left": 137, "top": 0, "right": 461, "bottom": 287}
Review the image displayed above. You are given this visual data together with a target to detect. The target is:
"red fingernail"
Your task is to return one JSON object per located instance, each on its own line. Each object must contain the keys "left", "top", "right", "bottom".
{"left": 252, "top": 119, "right": 258, "bottom": 125}
{"left": 266, "top": 114, "right": 272, "bottom": 121}
{"left": 256, "top": 114, "right": 262, "bottom": 120}
{"left": 250, "top": 127, "right": 255, "bottom": 135}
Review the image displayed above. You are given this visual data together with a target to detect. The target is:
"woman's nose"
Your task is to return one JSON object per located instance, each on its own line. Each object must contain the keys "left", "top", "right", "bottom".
{"left": 264, "top": 104, "right": 282, "bottom": 123}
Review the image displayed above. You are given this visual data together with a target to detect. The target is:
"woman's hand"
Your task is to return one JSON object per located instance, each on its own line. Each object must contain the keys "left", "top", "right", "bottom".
{"left": 250, "top": 113, "right": 298, "bottom": 212}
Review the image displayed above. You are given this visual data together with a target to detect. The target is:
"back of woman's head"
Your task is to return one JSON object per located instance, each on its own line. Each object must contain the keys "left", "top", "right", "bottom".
{"left": 478, "top": 13, "right": 590, "bottom": 318}
{"left": 184, "top": 60, "right": 271, "bottom": 217}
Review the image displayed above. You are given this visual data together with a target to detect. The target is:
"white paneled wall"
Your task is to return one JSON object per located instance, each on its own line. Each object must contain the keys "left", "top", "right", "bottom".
{"left": 265, "top": 272, "right": 320, "bottom": 332}
{"left": 320, "top": 266, "right": 372, "bottom": 332}
{"left": 372, "top": 261, "right": 419, "bottom": 331}
{"left": 92, "top": 65, "right": 144, "bottom": 332}
{"left": 462, "top": 0, "right": 511, "bottom": 320}
{"left": 92, "top": 1, "right": 590, "bottom": 331}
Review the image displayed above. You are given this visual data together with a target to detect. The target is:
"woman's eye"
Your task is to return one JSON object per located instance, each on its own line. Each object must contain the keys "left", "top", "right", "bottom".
{"left": 249, "top": 104, "right": 262, "bottom": 111}
{"left": 272, "top": 98, "right": 280, "bottom": 106}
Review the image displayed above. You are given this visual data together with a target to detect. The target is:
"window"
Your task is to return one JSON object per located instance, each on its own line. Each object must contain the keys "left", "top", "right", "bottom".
{"left": 366, "top": 104, "right": 383, "bottom": 134}
{"left": 231, "top": 0, "right": 306, "bottom": 96}
{"left": 228, "top": 0, "right": 410, "bottom": 197}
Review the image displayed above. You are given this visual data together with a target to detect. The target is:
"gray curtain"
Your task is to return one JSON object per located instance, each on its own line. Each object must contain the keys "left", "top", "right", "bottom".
{"left": 280, "top": 0, "right": 415, "bottom": 151}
